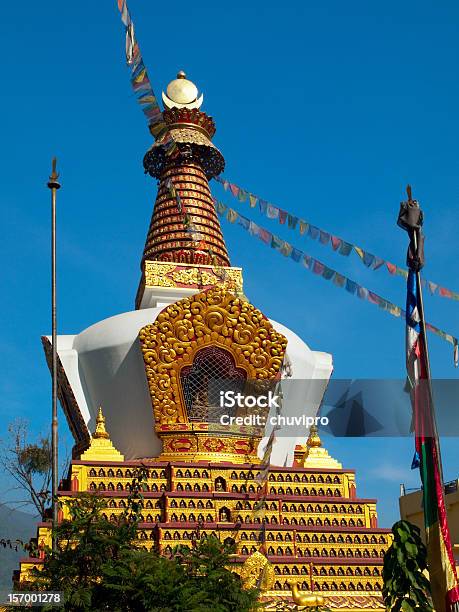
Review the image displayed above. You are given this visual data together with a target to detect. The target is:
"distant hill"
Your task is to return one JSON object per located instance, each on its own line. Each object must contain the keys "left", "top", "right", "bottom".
{"left": 0, "top": 505, "right": 36, "bottom": 589}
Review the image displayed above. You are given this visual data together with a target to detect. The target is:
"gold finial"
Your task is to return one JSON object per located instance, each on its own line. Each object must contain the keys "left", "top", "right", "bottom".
{"left": 93, "top": 407, "right": 110, "bottom": 439}
{"left": 307, "top": 424, "right": 322, "bottom": 448}
{"left": 177, "top": 70, "right": 186, "bottom": 79}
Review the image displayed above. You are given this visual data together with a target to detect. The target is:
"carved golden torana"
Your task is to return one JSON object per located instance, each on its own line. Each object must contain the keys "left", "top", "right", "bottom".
{"left": 139, "top": 286, "right": 287, "bottom": 461}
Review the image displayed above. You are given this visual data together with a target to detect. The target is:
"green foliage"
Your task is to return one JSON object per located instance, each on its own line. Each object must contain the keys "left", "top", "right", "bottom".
{"left": 382, "top": 520, "right": 433, "bottom": 612}
{"left": 18, "top": 439, "right": 51, "bottom": 475}
{"left": 23, "top": 467, "right": 258, "bottom": 611}
{"left": 172, "top": 535, "right": 259, "bottom": 611}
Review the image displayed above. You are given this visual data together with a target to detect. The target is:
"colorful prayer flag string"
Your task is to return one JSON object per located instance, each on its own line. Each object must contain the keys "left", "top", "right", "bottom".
{"left": 215, "top": 176, "right": 459, "bottom": 304}
{"left": 116, "top": 0, "right": 166, "bottom": 138}
{"left": 214, "top": 198, "right": 458, "bottom": 360}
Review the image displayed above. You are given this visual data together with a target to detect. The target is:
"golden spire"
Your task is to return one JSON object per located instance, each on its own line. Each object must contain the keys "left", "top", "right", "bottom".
{"left": 93, "top": 407, "right": 110, "bottom": 439}
{"left": 294, "top": 424, "right": 342, "bottom": 469}
{"left": 79, "top": 407, "right": 124, "bottom": 462}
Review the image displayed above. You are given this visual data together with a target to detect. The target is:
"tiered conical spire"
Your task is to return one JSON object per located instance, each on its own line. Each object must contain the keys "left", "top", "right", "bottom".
{"left": 141, "top": 72, "right": 230, "bottom": 268}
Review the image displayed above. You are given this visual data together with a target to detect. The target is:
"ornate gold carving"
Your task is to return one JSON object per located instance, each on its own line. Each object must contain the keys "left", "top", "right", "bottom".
{"left": 139, "top": 287, "right": 287, "bottom": 426}
{"left": 144, "top": 262, "right": 177, "bottom": 287}
{"left": 158, "top": 432, "right": 261, "bottom": 463}
{"left": 239, "top": 551, "right": 275, "bottom": 591}
{"left": 143, "top": 261, "right": 243, "bottom": 294}
{"left": 170, "top": 267, "right": 242, "bottom": 293}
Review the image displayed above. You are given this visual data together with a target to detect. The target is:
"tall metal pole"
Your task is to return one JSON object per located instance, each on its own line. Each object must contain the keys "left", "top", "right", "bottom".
{"left": 47, "top": 158, "right": 60, "bottom": 553}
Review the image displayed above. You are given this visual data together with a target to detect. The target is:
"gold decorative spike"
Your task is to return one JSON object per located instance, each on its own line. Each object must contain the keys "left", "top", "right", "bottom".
{"left": 79, "top": 407, "right": 124, "bottom": 462}
{"left": 301, "top": 425, "right": 342, "bottom": 469}
{"left": 93, "top": 407, "right": 110, "bottom": 439}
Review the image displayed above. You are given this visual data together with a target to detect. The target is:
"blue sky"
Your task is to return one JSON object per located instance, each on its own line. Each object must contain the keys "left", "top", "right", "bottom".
{"left": 1, "top": 0, "right": 458, "bottom": 525}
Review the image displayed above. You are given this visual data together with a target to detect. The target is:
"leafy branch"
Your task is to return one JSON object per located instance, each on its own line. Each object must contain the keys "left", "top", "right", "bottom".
{"left": 382, "top": 520, "right": 433, "bottom": 612}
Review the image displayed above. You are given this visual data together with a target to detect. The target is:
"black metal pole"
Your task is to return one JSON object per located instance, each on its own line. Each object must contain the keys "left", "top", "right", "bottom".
{"left": 411, "top": 226, "right": 444, "bottom": 482}
{"left": 401, "top": 186, "right": 444, "bottom": 482}
{"left": 47, "top": 158, "right": 60, "bottom": 553}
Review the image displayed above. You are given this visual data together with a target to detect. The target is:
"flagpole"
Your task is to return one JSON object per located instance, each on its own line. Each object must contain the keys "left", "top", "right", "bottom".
{"left": 406, "top": 189, "right": 444, "bottom": 481}
{"left": 47, "top": 158, "right": 60, "bottom": 553}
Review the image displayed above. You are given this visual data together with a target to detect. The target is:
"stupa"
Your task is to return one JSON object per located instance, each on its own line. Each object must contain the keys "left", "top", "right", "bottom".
{"left": 17, "top": 72, "right": 390, "bottom": 610}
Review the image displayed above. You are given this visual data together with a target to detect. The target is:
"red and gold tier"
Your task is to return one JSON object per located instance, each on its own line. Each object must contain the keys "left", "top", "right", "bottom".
{"left": 17, "top": 415, "right": 390, "bottom": 611}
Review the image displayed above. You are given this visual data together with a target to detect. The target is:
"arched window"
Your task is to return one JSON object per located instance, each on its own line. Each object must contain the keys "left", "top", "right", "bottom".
{"left": 181, "top": 346, "right": 246, "bottom": 421}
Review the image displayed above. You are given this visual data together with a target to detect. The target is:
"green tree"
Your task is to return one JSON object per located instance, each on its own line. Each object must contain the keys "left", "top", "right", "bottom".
{"left": 0, "top": 420, "right": 52, "bottom": 518}
{"left": 174, "top": 535, "right": 259, "bottom": 612}
{"left": 382, "top": 520, "right": 433, "bottom": 612}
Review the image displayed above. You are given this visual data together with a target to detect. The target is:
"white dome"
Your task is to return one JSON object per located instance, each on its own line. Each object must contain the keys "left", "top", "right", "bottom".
{"left": 54, "top": 305, "right": 332, "bottom": 464}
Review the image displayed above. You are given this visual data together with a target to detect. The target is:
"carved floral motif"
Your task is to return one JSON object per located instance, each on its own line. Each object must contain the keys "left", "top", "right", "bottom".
{"left": 139, "top": 287, "right": 287, "bottom": 425}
